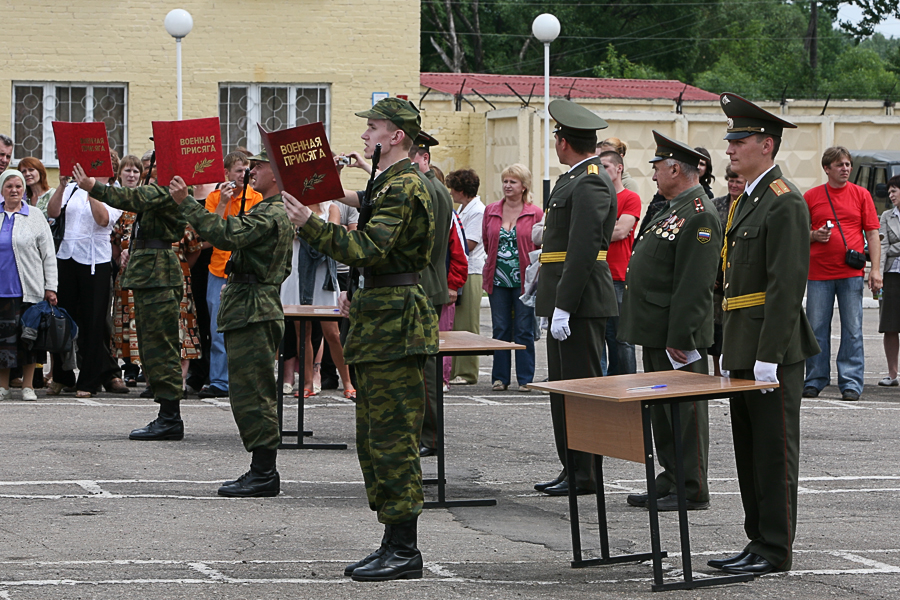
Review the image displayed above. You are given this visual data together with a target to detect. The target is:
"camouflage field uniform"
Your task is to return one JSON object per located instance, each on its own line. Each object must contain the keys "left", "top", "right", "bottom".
{"left": 297, "top": 158, "right": 438, "bottom": 524}
{"left": 90, "top": 182, "right": 186, "bottom": 403}
{"left": 180, "top": 194, "right": 293, "bottom": 451}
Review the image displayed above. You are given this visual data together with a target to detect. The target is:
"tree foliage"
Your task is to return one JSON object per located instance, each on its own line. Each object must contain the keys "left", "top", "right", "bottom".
{"left": 420, "top": 0, "right": 900, "bottom": 102}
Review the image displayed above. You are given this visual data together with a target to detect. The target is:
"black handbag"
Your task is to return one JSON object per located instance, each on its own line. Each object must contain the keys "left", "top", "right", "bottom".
{"left": 824, "top": 187, "right": 867, "bottom": 270}
{"left": 50, "top": 185, "right": 78, "bottom": 252}
{"left": 32, "top": 305, "right": 71, "bottom": 354}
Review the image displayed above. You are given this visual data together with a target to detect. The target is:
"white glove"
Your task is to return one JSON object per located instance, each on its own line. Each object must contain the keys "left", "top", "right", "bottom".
{"left": 540, "top": 317, "right": 549, "bottom": 331}
{"left": 754, "top": 360, "right": 779, "bottom": 394}
{"left": 550, "top": 308, "right": 571, "bottom": 341}
{"left": 719, "top": 355, "right": 730, "bottom": 379}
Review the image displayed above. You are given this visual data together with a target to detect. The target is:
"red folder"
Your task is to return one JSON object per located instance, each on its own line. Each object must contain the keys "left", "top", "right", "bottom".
{"left": 152, "top": 117, "right": 225, "bottom": 186}
{"left": 258, "top": 122, "right": 343, "bottom": 206}
{"left": 52, "top": 122, "right": 114, "bottom": 178}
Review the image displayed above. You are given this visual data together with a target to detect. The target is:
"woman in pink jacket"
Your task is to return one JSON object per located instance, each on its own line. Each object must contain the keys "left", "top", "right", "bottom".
{"left": 482, "top": 164, "right": 543, "bottom": 391}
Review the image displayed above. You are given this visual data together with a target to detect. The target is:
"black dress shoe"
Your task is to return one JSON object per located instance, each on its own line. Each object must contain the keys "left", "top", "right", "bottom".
{"left": 656, "top": 494, "right": 709, "bottom": 511}
{"left": 801, "top": 386, "right": 820, "bottom": 398}
{"left": 534, "top": 475, "right": 564, "bottom": 492}
{"left": 626, "top": 491, "right": 670, "bottom": 508}
{"left": 344, "top": 525, "right": 391, "bottom": 576}
{"left": 199, "top": 385, "right": 228, "bottom": 399}
{"left": 542, "top": 480, "right": 592, "bottom": 496}
{"left": 708, "top": 550, "right": 750, "bottom": 570}
{"left": 129, "top": 416, "right": 184, "bottom": 441}
{"left": 419, "top": 445, "right": 436, "bottom": 457}
{"left": 351, "top": 518, "right": 422, "bottom": 581}
{"left": 841, "top": 389, "right": 860, "bottom": 401}
{"left": 722, "top": 552, "right": 776, "bottom": 575}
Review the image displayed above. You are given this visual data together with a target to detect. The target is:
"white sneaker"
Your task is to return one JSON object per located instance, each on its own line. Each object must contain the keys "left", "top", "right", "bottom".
{"left": 22, "top": 387, "right": 37, "bottom": 401}
{"left": 283, "top": 383, "right": 293, "bottom": 395}
{"left": 449, "top": 376, "right": 471, "bottom": 385}
{"left": 0, "top": 387, "right": 9, "bottom": 400}
{"left": 878, "top": 376, "right": 899, "bottom": 387}
{"left": 517, "top": 383, "right": 532, "bottom": 393}
{"left": 442, "top": 384, "right": 450, "bottom": 393}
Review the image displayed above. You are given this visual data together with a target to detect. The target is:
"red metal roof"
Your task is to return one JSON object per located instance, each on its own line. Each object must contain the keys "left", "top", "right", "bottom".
{"left": 420, "top": 72, "right": 718, "bottom": 102}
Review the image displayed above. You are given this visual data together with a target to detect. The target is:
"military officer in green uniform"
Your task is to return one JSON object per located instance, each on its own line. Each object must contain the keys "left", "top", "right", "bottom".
{"left": 534, "top": 99, "right": 618, "bottom": 497}
{"left": 706, "top": 93, "right": 820, "bottom": 576}
{"left": 408, "top": 131, "right": 451, "bottom": 457}
{"left": 618, "top": 132, "right": 723, "bottom": 512}
{"left": 170, "top": 150, "right": 294, "bottom": 498}
{"left": 284, "top": 98, "right": 438, "bottom": 582}
{"left": 72, "top": 163, "right": 186, "bottom": 441}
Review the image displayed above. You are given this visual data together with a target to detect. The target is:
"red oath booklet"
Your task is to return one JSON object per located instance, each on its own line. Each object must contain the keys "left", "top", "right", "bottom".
{"left": 52, "top": 122, "right": 114, "bottom": 178}
{"left": 258, "top": 122, "right": 342, "bottom": 206}
{"left": 152, "top": 117, "right": 224, "bottom": 186}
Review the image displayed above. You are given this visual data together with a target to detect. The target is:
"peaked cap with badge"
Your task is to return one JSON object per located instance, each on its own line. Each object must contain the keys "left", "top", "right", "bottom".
{"left": 648, "top": 130, "right": 708, "bottom": 167}
{"left": 413, "top": 131, "right": 439, "bottom": 150}
{"left": 720, "top": 92, "right": 797, "bottom": 140}
{"left": 356, "top": 97, "right": 422, "bottom": 140}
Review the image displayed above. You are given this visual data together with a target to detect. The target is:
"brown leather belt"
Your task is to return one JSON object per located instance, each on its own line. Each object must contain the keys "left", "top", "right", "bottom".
{"left": 229, "top": 273, "right": 259, "bottom": 284}
{"left": 131, "top": 239, "right": 171, "bottom": 250}
{"left": 364, "top": 272, "right": 420, "bottom": 288}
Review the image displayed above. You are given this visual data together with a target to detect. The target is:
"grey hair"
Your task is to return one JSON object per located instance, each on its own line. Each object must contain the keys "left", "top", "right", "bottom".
{"left": 0, "top": 134, "right": 13, "bottom": 147}
{"left": 665, "top": 158, "right": 700, "bottom": 179}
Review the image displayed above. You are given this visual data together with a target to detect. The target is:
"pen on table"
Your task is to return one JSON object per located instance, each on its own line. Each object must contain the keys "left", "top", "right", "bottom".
{"left": 626, "top": 384, "right": 667, "bottom": 391}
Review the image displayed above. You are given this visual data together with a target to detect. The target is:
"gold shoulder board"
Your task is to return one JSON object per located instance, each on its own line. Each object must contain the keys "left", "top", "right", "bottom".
{"left": 587, "top": 164, "right": 599, "bottom": 175}
{"left": 769, "top": 179, "right": 790, "bottom": 196}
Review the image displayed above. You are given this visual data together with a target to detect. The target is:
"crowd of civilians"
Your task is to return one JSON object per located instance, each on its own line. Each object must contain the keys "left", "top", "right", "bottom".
{"left": 0, "top": 131, "right": 897, "bottom": 403}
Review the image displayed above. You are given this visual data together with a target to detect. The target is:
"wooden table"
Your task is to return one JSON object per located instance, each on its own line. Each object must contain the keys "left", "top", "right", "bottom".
{"left": 279, "top": 305, "right": 346, "bottom": 450}
{"left": 424, "top": 331, "right": 525, "bottom": 509}
{"left": 529, "top": 371, "right": 774, "bottom": 592}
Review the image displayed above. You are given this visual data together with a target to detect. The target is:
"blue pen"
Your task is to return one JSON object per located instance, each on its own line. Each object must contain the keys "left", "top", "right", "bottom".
{"left": 626, "top": 384, "right": 667, "bottom": 391}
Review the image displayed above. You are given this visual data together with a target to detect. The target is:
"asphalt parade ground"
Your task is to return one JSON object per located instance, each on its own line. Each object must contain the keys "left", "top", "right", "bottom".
{"left": 1, "top": 306, "right": 898, "bottom": 599}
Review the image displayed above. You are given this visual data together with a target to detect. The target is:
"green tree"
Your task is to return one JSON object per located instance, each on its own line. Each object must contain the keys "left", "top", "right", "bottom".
{"left": 592, "top": 45, "right": 664, "bottom": 80}
{"left": 819, "top": 46, "right": 900, "bottom": 99}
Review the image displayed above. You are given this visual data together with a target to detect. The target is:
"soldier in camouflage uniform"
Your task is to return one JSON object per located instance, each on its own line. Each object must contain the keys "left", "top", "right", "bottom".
{"left": 170, "top": 151, "right": 293, "bottom": 498}
{"left": 72, "top": 163, "right": 187, "bottom": 441}
{"left": 284, "top": 98, "right": 437, "bottom": 582}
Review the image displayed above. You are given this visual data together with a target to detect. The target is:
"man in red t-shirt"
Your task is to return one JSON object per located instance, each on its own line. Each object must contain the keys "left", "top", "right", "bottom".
{"left": 599, "top": 150, "right": 640, "bottom": 374}
{"left": 802, "top": 146, "right": 882, "bottom": 401}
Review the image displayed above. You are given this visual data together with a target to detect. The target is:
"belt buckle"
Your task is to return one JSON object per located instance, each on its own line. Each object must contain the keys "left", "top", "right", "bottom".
{"left": 722, "top": 297, "right": 729, "bottom": 311}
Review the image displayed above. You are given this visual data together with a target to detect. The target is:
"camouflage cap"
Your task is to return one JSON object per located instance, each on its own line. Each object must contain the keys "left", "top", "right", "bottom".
{"left": 356, "top": 97, "right": 422, "bottom": 140}
{"left": 648, "top": 130, "right": 708, "bottom": 168}
{"left": 720, "top": 92, "right": 796, "bottom": 140}
{"left": 247, "top": 147, "right": 269, "bottom": 162}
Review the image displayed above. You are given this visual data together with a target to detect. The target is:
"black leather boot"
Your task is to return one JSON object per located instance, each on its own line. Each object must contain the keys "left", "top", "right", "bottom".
{"left": 351, "top": 518, "right": 423, "bottom": 581}
{"left": 218, "top": 448, "right": 280, "bottom": 497}
{"left": 129, "top": 399, "right": 184, "bottom": 440}
{"left": 343, "top": 525, "right": 392, "bottom": 576}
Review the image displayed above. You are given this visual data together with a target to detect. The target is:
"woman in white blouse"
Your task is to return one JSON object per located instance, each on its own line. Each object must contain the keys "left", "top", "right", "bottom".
{"left": 46, "top": 174, "right": 124, "bottom": 398}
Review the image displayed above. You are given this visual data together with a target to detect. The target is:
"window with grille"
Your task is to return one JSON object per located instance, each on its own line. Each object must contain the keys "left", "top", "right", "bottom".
{"left": 12, "top": 82, "right": 127, "bottom": 165}
{"left": 219, "top": 84, "right": 330, "bottom": 154}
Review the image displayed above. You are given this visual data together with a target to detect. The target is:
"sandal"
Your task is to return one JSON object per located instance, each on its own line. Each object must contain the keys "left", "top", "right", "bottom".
{"left": 302, "top": 388, "right": 316, "bottom": 399}
{"left": 46, "top": 381, "right": 65, "bottom": 395}
{"left": 75, "top": 390, "right": 92, "bottom": 399}
{"left": 343, "top": 388, "right": 357, "bottom": 400}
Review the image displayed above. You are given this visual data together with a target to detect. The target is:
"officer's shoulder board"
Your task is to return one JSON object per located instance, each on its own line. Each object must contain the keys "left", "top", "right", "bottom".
{"left": 769, "top": 179, "right": 791, "bottom": 196}
{"left": 586, "top": 164, "right": 599, "bottom": 176}
{"left": 693, "top": 198, "right": 706, "bottom": 213}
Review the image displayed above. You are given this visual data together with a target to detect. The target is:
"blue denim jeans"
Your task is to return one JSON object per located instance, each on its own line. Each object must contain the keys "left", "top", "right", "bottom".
{"left": 804, "top": 277, "right": 864, "bottom": 394}
{"left": 488, "top": 286, "right": 535, "bottom": 386}
{"left": 206, "top": 273, "right": 229, "bottom": 390}
{"left": 602, "top": 280, "right": 637, "bottom": 376}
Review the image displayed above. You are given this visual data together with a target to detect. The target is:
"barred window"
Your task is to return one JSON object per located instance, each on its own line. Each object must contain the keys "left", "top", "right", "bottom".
{"left": 219, "top": 84, "right": 330, "bottom": 154}
{"left": 12, "top": 82, "right": 127, "bottom": 165}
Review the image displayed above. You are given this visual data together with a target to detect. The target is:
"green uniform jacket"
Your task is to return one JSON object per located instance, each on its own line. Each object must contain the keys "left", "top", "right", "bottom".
{"left": 417, "top": 167, "right": 451, "bottom": 306}
{"left": 181, "top": 194, "right": 293, "bottom": 332}
{"left": 619, "top": 185, "right": 723, "bottom": 350}
{"left": 721, "top": 166, "right": 819, "bottom": 368}
{"left": 535, "top": 156, "right": 618, "bottom": 318}
{"left": 298, "top": 158, "right": 439, "bottom": 364}
{"left": 89, "top": 182, "right": 185, "bottom": 289}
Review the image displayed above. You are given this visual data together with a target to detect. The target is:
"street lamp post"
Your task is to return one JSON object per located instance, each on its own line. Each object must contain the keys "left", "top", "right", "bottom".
{"left": 165, "top": 9, "right": 194, "bottom": 120}
{"left": 532, "top": 13, "right": 560, "bottom": 209}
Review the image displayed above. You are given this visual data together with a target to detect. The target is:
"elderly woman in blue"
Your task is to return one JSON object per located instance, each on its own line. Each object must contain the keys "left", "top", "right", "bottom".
{"left": 0, "top": 169, "right": 57, "bottom": 401}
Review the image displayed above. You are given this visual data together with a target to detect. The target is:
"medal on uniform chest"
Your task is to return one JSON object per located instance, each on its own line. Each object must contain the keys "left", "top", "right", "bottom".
{"left": 668, "top": 234, "right": 676, "bottom": 240}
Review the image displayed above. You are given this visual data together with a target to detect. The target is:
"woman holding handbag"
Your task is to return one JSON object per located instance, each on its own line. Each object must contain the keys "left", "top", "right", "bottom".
{"left": 0, "top": 170, "right": 57, "bottom": 401}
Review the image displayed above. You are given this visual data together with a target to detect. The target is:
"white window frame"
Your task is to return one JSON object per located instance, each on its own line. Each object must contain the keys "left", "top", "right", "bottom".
{"left": 219, "top": 83, "right": 331, "bottom": 153}
{"left": 11, "top": 81, "right": 128, "bottom": 167}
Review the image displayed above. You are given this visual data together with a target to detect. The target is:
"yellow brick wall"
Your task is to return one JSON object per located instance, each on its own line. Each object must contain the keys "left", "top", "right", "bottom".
{"left": 2, "top": 0, "right": 420, "bottom": 189}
